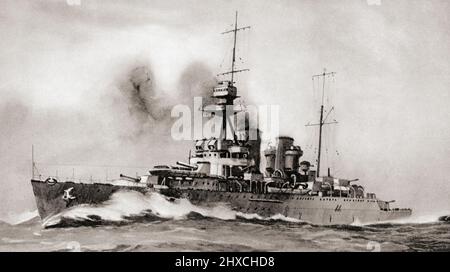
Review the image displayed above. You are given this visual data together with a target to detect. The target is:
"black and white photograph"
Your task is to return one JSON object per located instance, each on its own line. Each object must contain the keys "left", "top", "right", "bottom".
{"left": 0, "top": 0, "right": 449, "bottom": 256}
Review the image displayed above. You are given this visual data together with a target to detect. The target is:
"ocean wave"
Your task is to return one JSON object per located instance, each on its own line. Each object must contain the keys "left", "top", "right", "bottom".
{"left": 1, "top": 210, "right": 39, "bottom": 225}
{"left": 235, "top": 212, "right": 307, "bottom": 225}
{"left": 37, "top": 190, "right": 450, "bottom": 229}
{"left": 351, "top": 212, "right": 450, "bottom": 228}
{"left": 43, "top": 190, "right": 238, "bottom": 228}
{"left": 41, "top": 190, "right": 312, "bottom": 228}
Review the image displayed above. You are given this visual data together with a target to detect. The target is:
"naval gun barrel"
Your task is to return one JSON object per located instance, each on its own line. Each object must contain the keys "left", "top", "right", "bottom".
{"left": 120, "top": 174, "right": 140, "bottom": 182}
{"left": 176, "top": 161, "right": 198, "bottom": 170}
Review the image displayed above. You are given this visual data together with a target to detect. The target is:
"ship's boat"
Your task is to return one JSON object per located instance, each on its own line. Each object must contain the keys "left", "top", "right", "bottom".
{"left": 30, "top": 12, "right": 412, "bottom": 226}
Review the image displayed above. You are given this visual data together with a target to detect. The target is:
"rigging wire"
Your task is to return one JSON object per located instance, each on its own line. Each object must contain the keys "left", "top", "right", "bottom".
{"left": 35, "top": 162, "right": 151, "bottom": 169}
{"left": 308, "top": 72, "right": 341, "bottom": 173}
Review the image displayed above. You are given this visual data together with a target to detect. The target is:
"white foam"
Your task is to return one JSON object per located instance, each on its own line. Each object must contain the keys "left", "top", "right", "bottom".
{"left": 236, "top": 212, "right": 264, "bottom": 220}
{"left": 236, "top": 212, "right": 303, "bottom": 223}
{"left": 350, "top": 218, "right": 364, "bottom": 226}
{"left": 2, "top": 210, "right": 39, "bottom": 225}
{"left": 269, "top": 213, "right": 302, "bottom": 223}
{"left": 43, "top": 191, "right": 237, "bottom": 227}
{"left": 42, "top": 190, "right": 310, "bottom": 227}
{"left": 350, "top": 211, "right": 450, "bottom": 226}
{"left": 386, "top": 212, "right": 449, "bottom": 224}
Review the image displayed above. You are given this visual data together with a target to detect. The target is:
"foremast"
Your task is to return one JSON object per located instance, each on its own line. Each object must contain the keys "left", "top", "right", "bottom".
{"left": 215, "top": 11, "right": 250, "bottom": 139}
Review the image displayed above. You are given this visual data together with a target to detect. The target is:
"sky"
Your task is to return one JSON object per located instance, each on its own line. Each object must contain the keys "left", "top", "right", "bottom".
{"left": 0, "top": 0, "right": 449, "bottom": 220}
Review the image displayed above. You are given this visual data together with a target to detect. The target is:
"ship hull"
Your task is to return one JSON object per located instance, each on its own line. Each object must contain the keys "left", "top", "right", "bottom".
{"left": 31, "top": 180, "right": 411, "bottom": 226}
{"left": 181, "top": 190, "right": 412, "bottom": 225}
{"left": 31, "top": 179, "right": 149, "bottom": 221}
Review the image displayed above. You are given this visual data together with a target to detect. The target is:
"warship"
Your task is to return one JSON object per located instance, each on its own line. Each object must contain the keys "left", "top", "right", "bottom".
{"left": 31, "top": 12, "right": 412, "bottom": 226}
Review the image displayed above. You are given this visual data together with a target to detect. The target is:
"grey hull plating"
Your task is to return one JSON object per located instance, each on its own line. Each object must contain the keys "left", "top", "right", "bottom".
{"left": 182, "top": 190, "right": 411, "bottom": 225}
{"left": 31, "top": 180, "right": 411, "bottom": 226}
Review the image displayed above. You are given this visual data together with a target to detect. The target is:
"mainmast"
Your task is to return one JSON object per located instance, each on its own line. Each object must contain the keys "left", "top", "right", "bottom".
{"left": 307, "top": 68, "right": 337, "bottom": 177}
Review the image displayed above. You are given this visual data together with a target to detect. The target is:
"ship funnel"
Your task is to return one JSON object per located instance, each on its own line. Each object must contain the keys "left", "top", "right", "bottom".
{"left": 264, "top": 147, "right": 276, "bottom": 175}
{"left": 284, "top": 145, "right": 303, "bottom": 173}
{"left": 264, "top": 136, "right": 303, "bottom": 176}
